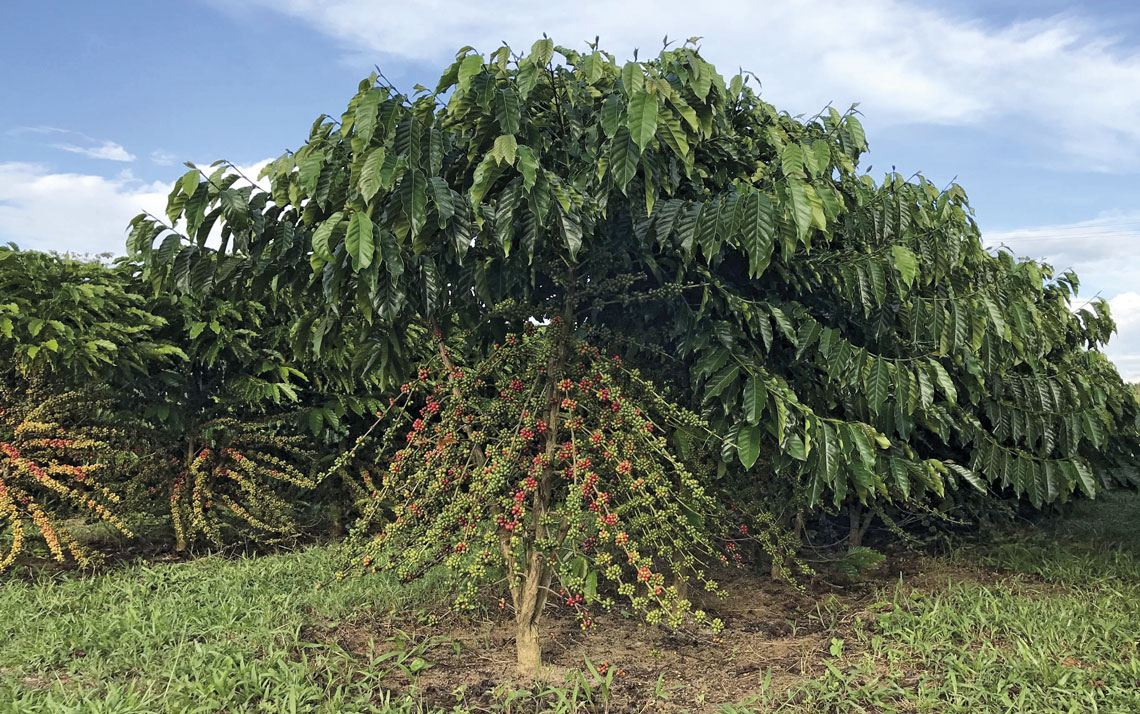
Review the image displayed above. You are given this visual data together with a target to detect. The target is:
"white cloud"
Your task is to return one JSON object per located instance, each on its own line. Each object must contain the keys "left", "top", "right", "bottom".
{"left": 1106, "top": 292, "right": 1140, "bottom": 382}
{"left": 9, "top": 126, "right": 136, "bottom": 162}
{"left": 0, "top": 163, "right": 168, "bottom": 255}
{"left": 0, "top": 160, "right": 271, "bottom": 256}
{"left": 231, "top": 0, "right": 1140, "bottom": 170}
{"left": 150, "top": 149, "right": 179, "bottom": 166}
{"left": 984, "top": 213, "right": 1140, "bottom": 293}
{"left": 985, "top": 214, "right": 1140, "bottom": 381}
{"left": 52, "top": 140, "right": 136, "bottom": 162}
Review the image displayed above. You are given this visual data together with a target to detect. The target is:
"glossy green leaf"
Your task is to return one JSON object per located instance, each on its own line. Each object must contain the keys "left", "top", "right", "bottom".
{"left": 346, "top": 212, "right": 375, "bottom": 270}
{"left": 627, "top": 90, "right": 659, "bottom": 151}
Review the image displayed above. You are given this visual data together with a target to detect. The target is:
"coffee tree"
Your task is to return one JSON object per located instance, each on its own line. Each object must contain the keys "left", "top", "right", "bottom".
{"left": 132, "top": 38, "right": 1139, "bottom": 673}
{"left": 126, "top": 287, "right": 321, "bottom": 550}
{"left": 0, "top": 248, "right": 182, "bottom": 569}
{"left": 0, "top": 383, "right": 137, "bottom": 572}
{"left": 355, "top": 325, "right": 731, "bottom": 673}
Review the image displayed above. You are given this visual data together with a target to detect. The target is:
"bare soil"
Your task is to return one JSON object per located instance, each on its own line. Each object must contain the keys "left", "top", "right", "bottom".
{"left": 302, "top": 555, "right": 934, "bottom": 712}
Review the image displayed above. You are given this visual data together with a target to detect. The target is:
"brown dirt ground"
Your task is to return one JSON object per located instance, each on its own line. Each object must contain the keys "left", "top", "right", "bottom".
{"left": 299, "top": 554, "right": 946, "bottom": 713}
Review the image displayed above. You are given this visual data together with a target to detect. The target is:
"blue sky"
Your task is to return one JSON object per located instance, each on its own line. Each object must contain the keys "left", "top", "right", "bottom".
{"left": 1, "top": 1, "right": 1138, "bottom": 378}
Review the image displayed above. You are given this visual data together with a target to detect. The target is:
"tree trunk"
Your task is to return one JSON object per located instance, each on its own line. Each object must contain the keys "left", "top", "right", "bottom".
{"left": 515, "top": 619, "right": 542, "bottom": 676}
{"left": 508, "top": 273, "right": 578, "bottom": 679}
{"left": 770, "top": 510, "right": 788, "bottom": 579}
{"left": 771, "top": 510, "right": 803, "bottom": 580}
{"left": 175, "top": 435, "right": 195, "bottom": 552}
{"left": 673, "top": 571, "right": 689, "bottom": 601}
{"left": 848, "top": 503, "right": 873, "bottom": 550}
{"left": 513, "top": 548, "right": 548, "bottom": 677}
{"left": 848, "top": 503, "right": 862, "bottom": 550}
{"left": 329, "top": 504, "right": 345, "bottom": 538}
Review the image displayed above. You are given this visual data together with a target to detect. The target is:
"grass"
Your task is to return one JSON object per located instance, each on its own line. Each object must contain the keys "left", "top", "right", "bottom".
{"left": 0, "top": 545, "right": 452, "bottom": 713}
{"left": 782, "top": 493, "right": 1140, "bottom": 713}
{"left": 2, "top": 494, "right": 1139, "bottom": 713}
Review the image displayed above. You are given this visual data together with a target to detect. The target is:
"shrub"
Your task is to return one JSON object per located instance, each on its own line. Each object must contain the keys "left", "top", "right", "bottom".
{"left": 128, "top": 36, "right": 1140, "bottom": 670}
{"left": 356, "top": 326, "right": 728, "bottom": 674}
{"left": 165, "top": 418, "right": 317, "bottom": 550}
{"left": 0, "top": 383, "right": 134, "bottom": 572}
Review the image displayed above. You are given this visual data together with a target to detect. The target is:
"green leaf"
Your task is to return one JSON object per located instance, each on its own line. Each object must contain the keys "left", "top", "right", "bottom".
{"left": 457, "top": 53, "right": 483, "bottom": 91}
{"left": 429, "top": 177, "right": 454, "bottom": 223}
{"left": 353, "top": 88, "right": 383, "bottom": 145}
{"left": 178, "top": 169, "right": 199, "bottom": 197}
{"left": 787, "top": 179, "right": 813, "bottom": 241}
{"left": 947, "top": 463, "right": 985, "bottom": 493}
{"left": 558, "top": 205, "right": 583, "bottom": 261}
{"left": 495, "top": 88, "right": 521, "bottom": 134}
{"left": 780, "top": 144, "right": 804, "bottom": 177}
{"left": 218, "top": 189, "right": 249, "bottom": 226}
{"left": 982, "top": 295, "right": 1007, "bottom": 336}
{"left": 851, "top": 462, "right": 875, "bottom": 498}
{"left": 703, "top": 364, "right": 740, "bottom": 404}
{"left": 927, "top": 359, "right": 957, "bottom": 404}
{"left": 742, "top": 375, "right": 768, "bottom": 425}
{"left": 600, "top": 94, "right": 624, "bottom": 137}
{"left": 298, "top": 152, "right": 323, "bottom": 195}
{"left": 311, "top": 212, "right": 344, "bottom": 261}
{"left": 1072, "top": 460, "right": 1097, "bottom": 498}
{"left": 917, "top": 367, "right": 934, "bottom": 408}
{"left": 845, "top": 115, "right": 867, "bottom": 151}
{"left": 491, "top": 134, "right": 518, "bottom": 166}
{"left": 1082, "top": 411, "right": 1106, "bottom": 449}
{"left": 399, "top": 169, "right": 428, "bottom": 236}
{"left": 694, "top": 346, "right": 730, "bottom": 381}
{"left": 890, "top": 458, "right": 911, "bottom": 500}
{"left": 890, "top": 245, "right": 917, "bottom": 290}
{"left": 469, "top": 154, "right": 501, "bottom": 206}
{"left": 529, "top": 38, "right": 554, "bottom": 67}
{"left": 848, "top": 425, "right": 875, "bottom": 467}
{"left": 658, "top": 112, "right": 690, "bottom": 159}
{"left": 358, "top": 147, "right": 386, "bottom": 203}
{"left": 807, "top": 471, "right": 827, "bottom": 506}
{"left": 817, "top": 421, "right": 840, "bottom": 485}
{"left": 581, "top": 52, "right": 604, "bottom": 83}
{"left": 769, "top": 305, "right": 796, "bottom": 344}
{"left": 516, "top": 145, "right": 538, "bottom": 190}
{"left": 346, "top": 212, "right": 375, "bottom": 270}
{"left": 737, "top": 424, "right": 762, "bottom": 469}
{"left": 610, "top": 127, "right": 640, "bottom": 191}
{"left": 866, "top": 358, "right": 890, "bottom": 414}
{"left": 627, "top": 90, "right": 659, "bottom": 151}
{"left": 801, "top": 141, "right": 821, "bottom": 177}
{"left": 785, "top": 432, "right": 806, "bottom": 461}
{"left": 621, "top": 61, "right": 644, "bottom": 95}
{"left": 741, "top": 191, "right": 775, "bottom": 278}
{"left": 794, "top": 320, "right": 822, "bottom": 362}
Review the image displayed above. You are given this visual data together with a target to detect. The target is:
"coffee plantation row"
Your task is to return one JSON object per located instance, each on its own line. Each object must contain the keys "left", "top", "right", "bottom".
{"left": 2, "top": 39, "right": 1138, "bottom": 675}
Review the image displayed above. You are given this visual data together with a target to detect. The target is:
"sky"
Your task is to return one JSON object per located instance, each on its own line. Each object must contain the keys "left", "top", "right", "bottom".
{"left": 1, "top": 1, "right": 1138, "bottom": 378}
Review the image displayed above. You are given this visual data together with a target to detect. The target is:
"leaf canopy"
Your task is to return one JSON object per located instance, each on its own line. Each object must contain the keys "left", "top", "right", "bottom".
{"left": 127, "top": 40, "right": 1140, "bottom": 513}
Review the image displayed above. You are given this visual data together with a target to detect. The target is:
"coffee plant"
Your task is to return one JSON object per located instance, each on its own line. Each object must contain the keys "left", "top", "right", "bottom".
{"left": 123, "top": 37, "right": 1140, "bottom": 672}
{"left": 0, "top": 246, "right": 183, "bottom": 380}
{"left": 355, "top": 324, "right": 732, "bottom": 673}
{"left": 0, "top": 248, "right": 184, "bottom": 571}
{"left": 168, "top": 418, "right": 317, "bottom": 549}
{"left": 0, "top": 382, "right": 135, "bottom": 572}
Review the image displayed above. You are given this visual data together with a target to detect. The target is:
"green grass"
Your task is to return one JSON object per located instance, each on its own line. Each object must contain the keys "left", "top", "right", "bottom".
{"left": 0, "top": 545, "right": 451, "bottom": 713}
{"left": 3, "top": 494, "right": 1139, "bottom": 713}
{"left": 779, "top": 493, "right": 1140, "bottom": 713}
